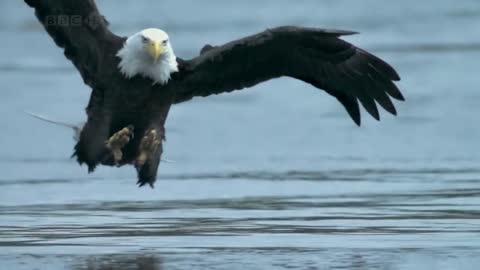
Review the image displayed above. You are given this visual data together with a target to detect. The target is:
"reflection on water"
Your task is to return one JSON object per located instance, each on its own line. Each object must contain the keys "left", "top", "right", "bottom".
{"left": 2, "top": 0, "right": 480, "bottom": 269}
{"left": 73, "top": 255, "right": 162, "bottom": 270}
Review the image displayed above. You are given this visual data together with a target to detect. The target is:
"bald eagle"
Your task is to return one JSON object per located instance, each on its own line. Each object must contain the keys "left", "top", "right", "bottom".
{"left": 25, "top": 0, "right": 404, "bottom": 187}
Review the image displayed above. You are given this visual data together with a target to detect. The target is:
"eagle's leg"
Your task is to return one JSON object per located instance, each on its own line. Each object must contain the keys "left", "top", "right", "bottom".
{"left": 135, "top": 126, "right": 164, "bottom": 188}
{"left": 136, "top": 129, "right": 160, "bottom": 168}
{"left": 104, "top": 125, "right": 134, "bottom": 166}
{"left": 135, "top": 95, "right": 171, "bottom": 188}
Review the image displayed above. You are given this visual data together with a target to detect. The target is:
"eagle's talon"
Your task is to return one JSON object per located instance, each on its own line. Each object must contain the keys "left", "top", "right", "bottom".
{"left": 105, "top": 125, "right": 134, "bottom": 165}
{"left": 136, "top": 129, "right": 160, "bottom": 168}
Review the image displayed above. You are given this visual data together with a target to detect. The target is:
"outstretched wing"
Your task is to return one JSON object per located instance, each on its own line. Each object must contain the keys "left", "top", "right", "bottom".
{"left": 25, "top": 0, "right": 128, "bottom": 173}
{"left": 25, "top": 0, "right": 124, "bottom": 87}
{"left": 175, "top": 26, "right": 403, "bottom": 125}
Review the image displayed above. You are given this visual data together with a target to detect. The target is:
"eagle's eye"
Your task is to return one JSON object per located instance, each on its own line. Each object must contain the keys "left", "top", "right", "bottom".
{"left": 162, "top": 39, "right": 168, "bottom": 46}
{"left": 141, "top": 36, "right": 149, "bottom": 43}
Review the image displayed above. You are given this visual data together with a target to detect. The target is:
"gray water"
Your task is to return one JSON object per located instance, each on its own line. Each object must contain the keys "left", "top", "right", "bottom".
{"left": 1, "top": 0, "right": 480, "bottom": 269}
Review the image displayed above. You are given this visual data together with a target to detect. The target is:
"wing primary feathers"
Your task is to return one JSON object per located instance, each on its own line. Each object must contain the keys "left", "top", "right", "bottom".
{"left": 332, "top": 93, "right": 361, "bottom": 126}
{"left": 361, "top": 49, "right": 401, "bottom": 81}
{"left": 362, "top": 73, "right": 397, "bottom": 115}
{"left": 356, "top": 92, "right": 380, "bottom": 121}
{"left": 368, "top": 63, "right": 405, "bottom": 101}
{"left": 384, "top": 81, "right": 405, "bottom": 101}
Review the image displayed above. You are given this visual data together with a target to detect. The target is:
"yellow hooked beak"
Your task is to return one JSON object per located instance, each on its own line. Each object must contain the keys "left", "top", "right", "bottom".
{"left": 146, "top": 41, "right": 165, "bottom": 62}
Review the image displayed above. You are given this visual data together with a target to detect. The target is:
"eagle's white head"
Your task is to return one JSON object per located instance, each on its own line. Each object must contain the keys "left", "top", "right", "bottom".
{"left": 117, "top": 28, "right": 178, "bottom": 85}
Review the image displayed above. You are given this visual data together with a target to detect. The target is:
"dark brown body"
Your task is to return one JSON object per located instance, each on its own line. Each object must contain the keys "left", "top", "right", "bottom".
{"left": 77, "top": 36, "right": 178, "bottom": 185}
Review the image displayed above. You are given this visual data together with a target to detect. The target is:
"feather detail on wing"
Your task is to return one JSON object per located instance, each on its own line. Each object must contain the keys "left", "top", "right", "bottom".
{"left": 174, "top": 26, "right": 403, "bottom": 125}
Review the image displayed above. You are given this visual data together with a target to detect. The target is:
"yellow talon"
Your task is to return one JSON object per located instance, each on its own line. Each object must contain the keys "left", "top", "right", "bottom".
{"left": 136, "top": 129, "right": 160, "bottom": 167}
{"left": 105, "top": 125, "right": 134, "bottom": 165}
